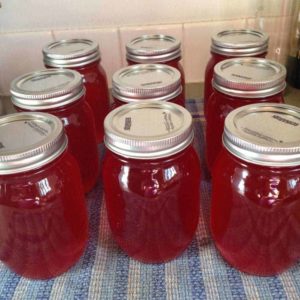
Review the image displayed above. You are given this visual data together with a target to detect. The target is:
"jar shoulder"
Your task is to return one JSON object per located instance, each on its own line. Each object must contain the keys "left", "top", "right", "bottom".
{"left": 103, "top": 147, "right": 200, "bottom": 182}
{"left": 0, "top": 152, "right": 80, "bottom": 208}
{"left": 213, "top": 150, "right": 300, "bottom": 207}
{"left": 103, "top": 147, "right": 200, "bottom": 194}
{"left": 104, "top": 146, "right": 199, "bottom": 171}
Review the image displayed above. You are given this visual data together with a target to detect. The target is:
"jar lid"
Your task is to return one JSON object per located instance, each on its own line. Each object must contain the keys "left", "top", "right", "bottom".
{"left": 104, "top": 101, "right": 193, "bottom": 159}
{"left": 43, "top": 39, "right": 101, "bottom": 67}
{"left": 213, "top": 58, "right": 286, "bottom": 98}
{"left": 126, "top": 34, "right": 181, "bottom": 63}
{"left": 0, "top": 112, "right": 67, "bottom": 174}
{"left": 11, "top": 69, "right": 85, "bottom": 110}
{"left": 211, "top": 29, "right": 269, "bottom": 56}
{"left": 223, "top": 103, "right": 300, "bottom": 167}
{"left": 112, "top": 64, "right": 182, "bottom": 103}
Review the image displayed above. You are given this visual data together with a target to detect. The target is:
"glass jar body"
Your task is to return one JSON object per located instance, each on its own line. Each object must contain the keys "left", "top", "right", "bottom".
{"left": 103, "top": 145, "right": 201, "bottom": 263}
{"left": 127, "top": 58, "right": 186, "bottom": 102}
{"left": 203, "top": 52, "right": 267, "bottom": 118}
{"left": 211, "top": 148, "right": 300, "bottom": 276}
{"left": 15, "top": 97, "right": 99, "bottom": 193}
{"left": 0, "top": 150, "right": 88, "bottom": 279}
{"left": 45, "top": 60, "right": 110, "bottom": 143}
{"left": 205, "top": 90, "right": 284, "bottom": 173}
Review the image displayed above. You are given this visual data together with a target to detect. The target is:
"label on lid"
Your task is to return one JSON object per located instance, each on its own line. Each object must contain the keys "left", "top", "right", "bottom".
{"left": 19, "top": 72, "right": 75, "bottom": 93}
{"left": 223, "top": 63, "right": 277, "bottom": 83}
{"left": 223, "top": 103, "right": 300, "bottom": 166}
{"left": 117, "top": 108, "right": 180, "bottom": 137}
{"left": 236, "top": 112, "right": 300, "bottom": 145}
{"left": 0, "top": 120, "right": 51, "bottom": 151}
{"left": 104, "top": 101, "right": 193, "bottom": 159}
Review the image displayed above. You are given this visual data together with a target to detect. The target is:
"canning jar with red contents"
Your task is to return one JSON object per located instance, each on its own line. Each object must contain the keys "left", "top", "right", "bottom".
{"left": 112, "top": 64, "right": 184, "bottom": 109}
{"left": 103, "top": 102, "right": 200, "bottom": 263}
{"left": 204, "top": 29, "right": 269, "bottom": 118}
{"left": 11, "top": 69, "right": 99, "bottom": 193}
{"left": 211, "top": 103, "right": 300, "bottom": 276}
{"left": 126, "top": 34, "right": 185, "bottom": 95}
{"left": 206, "top": 58, "right": 286, "bottom": 173}
{"left": 43, "top": 39, "right": 109, "bottom": 143}
{"left": 0, "top": 112, "right": 88, "bottom": 279}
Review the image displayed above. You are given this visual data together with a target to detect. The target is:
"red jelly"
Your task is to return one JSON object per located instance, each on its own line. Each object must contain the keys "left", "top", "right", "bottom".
{"left": 126, "top": 34, "right": 185, "bottom": 95}
{"left": 112, "top": 64, "right": 184, "bottom": 108}
{"left": 103, "top": 102, "right": 200, "bottom": 263}
{"left": 43, "top": 39, "right": 110, "bottom": 142}
{"left": 206, "top": 58, "right": 286, "bottom": 173}
{"left": 0, "top": 112, "right": 88, "bottom": 279}
{"left": 204, "top": 29, "right": 269, "bottom": 118}
{"left": 11, "top": 69, "right": 99, "bottom": 193}
{"left": 211, "top": 103, "right": 300, "bottom": 276}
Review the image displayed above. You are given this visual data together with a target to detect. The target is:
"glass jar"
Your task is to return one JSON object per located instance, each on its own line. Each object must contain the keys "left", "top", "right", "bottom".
{"left": 126, "top": 34, "right": 185, "bottom": 95}
{"left": 112, "top": 64, "right": 184, "bottom": 109}
{"left": 11, "top": 69, "right": 99, "bottom": 193}
{"left": 206, "top": 58, "right": 286, "bottom": 173}
{"left": 211, "top": 103, "right": 300, "bottom": 276}
{"left": 204, "top": 29, "right": 269, "bottom": 118}
{"left": 43, "top": 39, "right": 110, "bottom": 143}
{"left": 0, "top": 112, "right": 88, "bottom": 279}
{"left": 103, "top": 101, "right": 200, "bottom": 263}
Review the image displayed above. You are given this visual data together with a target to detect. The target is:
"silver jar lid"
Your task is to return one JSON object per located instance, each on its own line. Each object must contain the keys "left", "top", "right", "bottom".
{"left": 211, "top": 29, "right": 269, "bottom": 56}
{"left": 126, "top": 34, "right": 181, "bottom": 63}
{"left": 212, "top": 58, "right": 286, "bottom": 98}
{"left": 223, "top": 103, "right": 300, "bottom": 167}
{"left": 11, "top": 69, "right": 85, "bottom": 110}
{"left": 43, "top": 39, "right": 101, "bottom": 67}
{"left": 112, "top": 64, "right": 182, "bottom": 103}
{"left": 0, "top": 112, "right": 67, "bottom": 174}
{"left": 104, "top": 101, "right": 193, "bottom": 159}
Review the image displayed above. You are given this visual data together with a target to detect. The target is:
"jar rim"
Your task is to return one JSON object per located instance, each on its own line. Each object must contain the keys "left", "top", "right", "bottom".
{"left": 112, "top": 64, "right": 182, "bottom": 102}
{"left": 104, "top": 101, "right": 194, "bottom": 159}
{"left": 0, "top": 112, "right": 67, "bottom": 174}
{"left": 11, "top": 69, "right": 85, "bottom": 110}
{"left": 211, "top": 29, "right": 269, "bottom": 56}
{"left": 223, "top": 103, "right": 300, "bottom": 166}
{"left": 43, "top": 38, "right": 101, "bottom": 67}
{"left": 213, "top": 58, "right": 286, "bottom": 98}
{"left": 126, "top": 34, "right": 181, "bottom": 63}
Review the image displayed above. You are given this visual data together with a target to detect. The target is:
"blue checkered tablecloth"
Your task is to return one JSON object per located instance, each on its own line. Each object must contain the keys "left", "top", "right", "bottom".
{"left": 1, "top": 99, "right": 300, "bottom": 300}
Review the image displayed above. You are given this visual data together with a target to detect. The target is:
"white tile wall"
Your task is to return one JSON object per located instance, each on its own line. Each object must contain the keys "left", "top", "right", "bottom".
{"left": 2, "top": 0, "right": 292, "bottom": 33}
{"left": 0, "top": 16, "right": 294, "bottom": 95}
{"left": 0, "top": 31, "right": 54, "bottom": 95}
{"left": 247, "top": 16, "right": 292, "bottom": 64}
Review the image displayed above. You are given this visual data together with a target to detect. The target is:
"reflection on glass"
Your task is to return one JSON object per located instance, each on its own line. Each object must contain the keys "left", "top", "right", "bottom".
{"left": 38, "top": 178, "right": 51, "bottom": 197}
{"left": 119, "top": 165, "right": 129, "bottom": 191}
{"left": 163, "top": 166, "right": 177, "bottom": 182}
